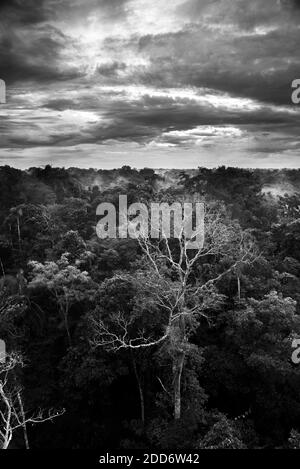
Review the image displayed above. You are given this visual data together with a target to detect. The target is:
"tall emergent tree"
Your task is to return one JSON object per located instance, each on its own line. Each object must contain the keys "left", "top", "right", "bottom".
{"left": 92, "top": 203, "right": 259, "bottom": 420}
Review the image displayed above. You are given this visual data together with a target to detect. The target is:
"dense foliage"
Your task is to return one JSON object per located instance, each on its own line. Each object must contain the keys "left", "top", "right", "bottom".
{"left": 0, "top": 164, "right": 300, "bottom": 449}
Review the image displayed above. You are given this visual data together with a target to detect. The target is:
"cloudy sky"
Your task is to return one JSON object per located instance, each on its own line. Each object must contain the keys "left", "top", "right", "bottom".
{"left": 0, "top": 0, "right": 300, "bottom": 169}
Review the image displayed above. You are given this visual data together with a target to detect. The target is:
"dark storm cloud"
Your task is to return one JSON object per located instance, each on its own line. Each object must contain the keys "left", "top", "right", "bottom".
{"left": 97, "top": 62, "right": 127, "bottom": 78}
{"left": 43, "top": 99, "right": 78, "bottom": 111}
{"left": 132, "top": 23, "right": 300, "bottom": 106}
{"left": 0, "top": 0, "right": 129, "bottom": 26}
{"left": 24, "top": 91, "right": 299, "bottom": 149}
{"left": 46, "top": 90, "right": 299, "bottom": 125}
{"left": 282, "top": 0, "right": 300, "bottom": 9}
{"left": 104, "top": 99, "right": 289, "bottom": 132}
{"left": 186, "top": 63, "right": 299, "bottom": 106}
{"left": 0, "top": 23, "right": 81, "bottom": 84}
{"left": 0, "top": 0, "right": 49, "bottom": 25}
{"left": 179, "top": 0, "right": 300, "bottom": 29}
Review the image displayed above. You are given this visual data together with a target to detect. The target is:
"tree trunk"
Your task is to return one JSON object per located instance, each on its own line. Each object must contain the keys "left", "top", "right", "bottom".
{"left": 60, "top": 303, "right": 72, "bottom": 347}
{"left": 237, "top": 275, "right": 241, "bottom": 302}
{"left": 64, "top": 311, "right": 72, "bottom": 347}
{"left": 173, "top": 350, "right": 185, "bottom": 420}
{"left": 17, "top": 392, "right": 29, "bottom": 449}
{"left": 16, "top": 215, "right": 22, "bottom": 257}
{"left": 131, "top": 352, "right": 145, "bottom": 425}
{"left": 173, "top": 314, "right": 186, "bottom": 420}
{"left": 0, "top": 258, "right": 5, "bottom": 277}
{"left": 2, "top": 437, "right": 11, "bottom": 449}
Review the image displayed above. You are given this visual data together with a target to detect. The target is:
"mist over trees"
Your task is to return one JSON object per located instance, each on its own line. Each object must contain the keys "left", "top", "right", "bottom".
{"left": 0, "top": 165, "right": 300, "bottom": 449}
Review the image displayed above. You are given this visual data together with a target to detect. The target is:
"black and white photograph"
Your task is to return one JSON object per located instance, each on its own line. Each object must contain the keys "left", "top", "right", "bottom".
{"left": 0, "top": 0, "right": 300, "bottom": 454}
